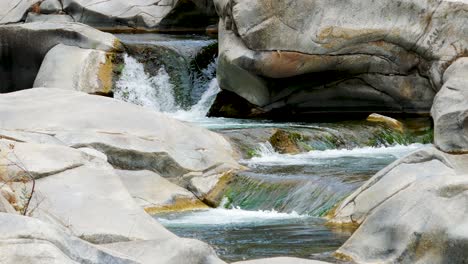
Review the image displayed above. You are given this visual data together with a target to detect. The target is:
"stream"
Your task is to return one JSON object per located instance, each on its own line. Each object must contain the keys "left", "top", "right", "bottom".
{"left": 114, "top": 34, "right": 431, "bottom": 263}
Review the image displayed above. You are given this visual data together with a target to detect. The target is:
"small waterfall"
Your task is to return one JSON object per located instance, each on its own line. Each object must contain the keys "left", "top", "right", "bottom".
{"left": 221, "top": 142, "right": 427, "bottom": 216}
{"left": 115, "top": 54, "right": 220, "bottom": 120}
{"left": 115, "top": 55, "right": 178, "bottom": 112}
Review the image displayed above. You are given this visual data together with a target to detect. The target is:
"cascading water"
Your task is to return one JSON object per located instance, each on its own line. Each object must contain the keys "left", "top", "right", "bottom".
{"left": 113, "top": 34, "right": 433, "bottom": 263}
{"left": 115, "top": 54, "right": 219, "bottom": 119}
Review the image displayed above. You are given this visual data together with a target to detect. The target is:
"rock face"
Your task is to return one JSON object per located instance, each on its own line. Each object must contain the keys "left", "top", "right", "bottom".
{"left": 0, "top": 88, "right": 237, "bottom": 263}
{"left": 0, "top": 213, "right": 224, "bottom": 264}
{"left": 62, "top": 0, "right": 217, "bottom": 31}
{"left": 211, "top": 0, "right": 468, "bottom": 119}
{"left": 329, "top": 146, "right": 468, "bottom": 263}
{"left": 432, "top": 58, "right": 468, "bottom": 154}
{"left": 0, "top": 0, "right": 217, "bottom": 32}
{"left": 0, "top": 22, "right": 120, "bottom": 93}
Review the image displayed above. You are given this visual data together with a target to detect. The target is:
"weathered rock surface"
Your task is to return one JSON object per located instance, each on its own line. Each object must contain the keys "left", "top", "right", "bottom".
{"left": 25, "top": 13, "right": 74, "bottom": 23}
{"left": 212, "top": 0, "right": 468, "bottom": 118}
{"left": 1, "top": 139, "right": 175, "bottom": 243}
{"left": 329, "top": 146, "right": 468, "bottom": 263}
{"left": 33, "top": 44, "right": 116, "bottom": 94}
{"left": 40, "top": 0, "right": 63, "bottom": 14}
{"left": 0, "top": 213, "right": 137, "bottom": 264}
{"left": 432, "top": 57, "right": 468, "bottom": 154}
{"left": 103, "top": 239, "right": 226, "bottom": 264}
{"left": 116, "top": 170, "right": 207, "bottom": 213}
{"left": 0, "top": 22, "right": 120, "bottom": 93}
{"left": 0, "top": 212, "right": 225, "bottom": 264}
{"left": 0, "top": 0, "right": 41, "bottom": 24}
{"left": 62, "top": 0, "right": 217, "bottom": 31}
{"left": 0, "top": 88, "right": 239, "bottom": 175}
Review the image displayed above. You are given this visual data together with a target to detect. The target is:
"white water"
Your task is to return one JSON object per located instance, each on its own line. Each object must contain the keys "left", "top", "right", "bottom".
{"left": 243, "top": 142, "right": 428, "bottom": 166}
{"left": 115, "top": 54, "right": 220, "bottom": 121}
{"left": 115, "top": 55, "right": 178, "bottom": 112}
{"left": 157, "top": 207, "right": 306, "bottom": 226}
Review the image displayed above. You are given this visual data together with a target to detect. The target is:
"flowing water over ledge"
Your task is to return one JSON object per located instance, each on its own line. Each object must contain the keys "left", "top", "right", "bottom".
{"left": 114, "top": 34, "right": 432, "bottom": 263}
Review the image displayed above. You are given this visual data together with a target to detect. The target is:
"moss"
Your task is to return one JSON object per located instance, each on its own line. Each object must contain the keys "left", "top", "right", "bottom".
{"left": 269, "top": 129, "right": 301, "bottom": 154}
{"left": 144, "top": 198, "right": 208, "bottom": 215}
{"left": 203, "top": 171, "right": 235, "bottom": 207}
{"left": 246, "top": 149, "right": 259, "bottom": 158}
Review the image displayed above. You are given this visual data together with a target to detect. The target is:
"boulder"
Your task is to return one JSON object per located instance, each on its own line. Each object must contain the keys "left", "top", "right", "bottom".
{"left": 62, "top": 0, "right": 217, "bottom": 31}
{"left": 39, "top": 0, "right": 62, "bottom": 14}
{"left": 25, "top": 13, "right": 74, "bottom": 23}
{"left": 116, "top": 170, "right": 208, "bottom": 214}
{"left": 0, "top": 88, "right": 239, "bottom": 176}
{"left": 432, "top": 58, "right": 468, "bottom": 154}
{"left": 33, "top": 44, "right": 116, "bottom": 94}
{"left": 0, "top": 0, "right": 41, "bottom": 24}
{"left": 0, "top": 22, "right": 120, "bottom": 93}
{"left": 0, "top": 213, "right": 137, "bottom": 264}
{"left": 211, "top": 0, "right": 468, "bottom": 119}
{"left": 329, "top": 146, "right": 468, "bottom": 263}
{"left": 1, "top": 140, "right": 175, "bottom": 244}
{"left": 103, "top": 238, "right": 226, "bottom": 264}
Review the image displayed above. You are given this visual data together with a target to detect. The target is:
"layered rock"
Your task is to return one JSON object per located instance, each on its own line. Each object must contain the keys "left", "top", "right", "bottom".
{"left": 211, "top": 0, "right": 468, "bottom": 118}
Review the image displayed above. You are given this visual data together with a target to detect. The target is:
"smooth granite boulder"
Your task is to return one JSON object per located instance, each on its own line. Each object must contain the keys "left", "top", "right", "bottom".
{"left": 0, "top": 213, "right": 137, "bottom": 264}
{"left": 0, "top": 0, "right": 41, "bottom": 24}
{"left": 329, "top": 146, "right": 468, "bottom": 263}
{"left": 211, "top": 0, "right": 468, "bottom": 119}
{"left": 33, "top": 44, "right": 116, "bottom": 94}
{"left": 432, "top": 58, "right": 468, "bottom": 154}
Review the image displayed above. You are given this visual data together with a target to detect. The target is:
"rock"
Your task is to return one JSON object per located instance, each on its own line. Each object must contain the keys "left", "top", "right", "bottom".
{"left": 62, "top": 0, "right": 217, "bottom": 31}
{"left": 269, "top": 129, "right": 301, "bottom": 154}
{"left": 0, "top": 213, "right": 137, "bottom": 264}
{"left": 0, "top": 193, "right": 17, "bottom": 214}
{"left": 0, "top": 22, "right": 120, "bottom": 93}
{"left": 0, "top": 0, "right": 41, "bottom": 24}
{"left": 1, "top": 140, "right": 175, "bottom": 243}
{"left": 432, "top": 58, "right": 468, "bottom": 154}
{"left": 367, "top": 113, "right": 404, "bottom": 132}
{"left": 212, "top": 0, "right": 468, "bottom": 119}
{"left": 33, "top": 44, "right": 116, "bottom": 94}
{"left": 116, "top": 170, "right": 207, "bottom": 214}
{"left": 78, "top": 147, "right": 108, "bottom": 161}
{"left": 103, "top": 238, "right": 226, "bottom": 264}
{"left": 329, "top": 146, "right": 468, "bottom": 263}
{"left": 232, "top": 257, "right": 331, "bottom": 264}
{"left": 0, "top": 88, "right": 239, "bottom": 196}
{"left": 25, "top": 13, "right": 74, "bottom": 23}
{"left": 39, "top": 0, "right": 62, "bottom": 14}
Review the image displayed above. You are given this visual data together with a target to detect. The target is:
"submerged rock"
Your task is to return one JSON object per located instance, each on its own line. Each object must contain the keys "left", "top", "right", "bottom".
{"left": 329, "top": 146, "right": 468, "bottom": 263}
{"left": 211, "top": 0, "right": 468, "bottom": 119}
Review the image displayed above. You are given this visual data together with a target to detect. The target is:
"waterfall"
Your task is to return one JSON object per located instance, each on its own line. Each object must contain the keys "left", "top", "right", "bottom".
{"left": 115, "top": 54, "right": 220, "bottom": 120}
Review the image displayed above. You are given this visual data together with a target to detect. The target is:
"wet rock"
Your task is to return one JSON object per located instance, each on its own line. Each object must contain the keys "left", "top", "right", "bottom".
{"left": 269, "top": 129, "right": 301, "bottom": 154}
{"left": 367, "top": 113, "right": 404, "bottom": 132}
{"left": 432, "top": 58, "right": 468, "bottom": 154}
{"left": 233, "top": 257, "right": 331, "bottom": 264}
